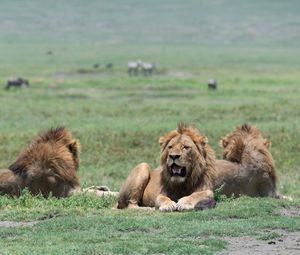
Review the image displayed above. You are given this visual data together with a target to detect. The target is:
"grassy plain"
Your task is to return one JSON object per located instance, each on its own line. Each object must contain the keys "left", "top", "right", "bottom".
{"left": 0, "top": 0, "right": 300, "bottom": 254}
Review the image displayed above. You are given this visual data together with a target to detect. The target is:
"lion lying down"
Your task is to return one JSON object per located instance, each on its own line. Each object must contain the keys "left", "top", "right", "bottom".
{"left": 214, "top": 124, "right": 280, "bottom": 198}
{"left": 117, "top": 123, "right": 217, "bottom": 211}
{"left": 0, "top": 127, "right": 116, "bottom": 198}
{"left": 0, "top": 124, "right": 282, "bottom": 202}
{"left": 0, "top": 127, "right": 81, "bottom": 197}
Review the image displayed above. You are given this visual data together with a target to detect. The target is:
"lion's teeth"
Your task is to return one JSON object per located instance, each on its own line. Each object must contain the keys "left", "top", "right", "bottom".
{"left": 172, "top": 167, "right": 182, "bottom": 174}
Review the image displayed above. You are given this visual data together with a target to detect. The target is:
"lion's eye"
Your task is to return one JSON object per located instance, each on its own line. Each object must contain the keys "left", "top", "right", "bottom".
{"left": 168, "top": 145, "right": 173, "bottom": 149}
{"left": 183, "top": 145, "right": 190, "bottom": 150}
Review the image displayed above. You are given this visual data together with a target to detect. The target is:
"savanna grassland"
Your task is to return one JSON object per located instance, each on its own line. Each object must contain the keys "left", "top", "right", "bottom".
{"left": 0, "top": 0, "right": 300, "bottom": 254}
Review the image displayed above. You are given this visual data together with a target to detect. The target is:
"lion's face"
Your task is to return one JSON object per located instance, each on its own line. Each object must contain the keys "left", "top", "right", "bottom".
{"left": 163, "top": 134, "right": 199, "bottom": 183}
{"left": 159, "top": 124, "right": 214, "bottom": 187}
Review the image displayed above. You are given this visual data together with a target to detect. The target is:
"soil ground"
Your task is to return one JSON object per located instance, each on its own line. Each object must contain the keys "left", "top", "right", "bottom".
{"left": 219, "top": 231, "right": 300, "bottom": 255}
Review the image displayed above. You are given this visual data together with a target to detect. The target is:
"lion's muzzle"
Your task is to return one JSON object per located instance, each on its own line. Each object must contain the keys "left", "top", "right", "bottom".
{"left": 170, "top": 163, "right": 186, "bottom": 178}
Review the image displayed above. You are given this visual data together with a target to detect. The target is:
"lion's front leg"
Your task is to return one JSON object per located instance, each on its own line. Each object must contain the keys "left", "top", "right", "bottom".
{"left": 156, "top": 194, "right": 177, "bottom": 212}
{"left": 177, "top": 190, "right": 215, "bottom": 211}
{"left": 117, "top": 163, "right": 151, "bottom": 209}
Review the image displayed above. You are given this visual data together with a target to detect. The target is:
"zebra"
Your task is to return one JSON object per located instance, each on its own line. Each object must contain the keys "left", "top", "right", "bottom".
{"left": 127, "top": 60, "right": 142, "bottom": 76}
{"left": 141, "top": 62, "right": 156, "bottom": 76}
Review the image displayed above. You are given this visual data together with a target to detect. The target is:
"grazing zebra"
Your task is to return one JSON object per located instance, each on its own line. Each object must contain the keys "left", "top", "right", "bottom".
{"left": 127, "top": 60, "right": 142, "bottom": 76}
{"left": 141, "top": 62, "right": 156, "bottom": 76}
{"left": 6, "top": 77, "right": 30, "bottom": 89}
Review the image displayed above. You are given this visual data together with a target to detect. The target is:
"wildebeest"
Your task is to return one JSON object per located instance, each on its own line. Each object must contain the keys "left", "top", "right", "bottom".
{"left": 127, "top": 60, "right": 142, "bottom": 76}
{"left": 6, "top": 78, "right": 30, "bottom": 90}
{"left": 208, "top": 79, "right": 217, "bottom": 90}
{"left": 106, "top": 63, "right": 113, "bottom": 69}
{"left": 141, "top": 62, "right": 156, "bottom": 76}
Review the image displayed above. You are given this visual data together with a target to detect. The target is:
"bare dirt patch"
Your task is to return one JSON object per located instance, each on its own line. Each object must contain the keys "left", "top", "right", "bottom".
{"left": 163, "top": 71, "right": 192, "bottom": 77}
{"left": 51, "top": 70, "right": 105, "bottom": 81}
{"left": 219, "top": 231, "right": 300, "bottom": 255}
{"left": 0, "top": 212, "right": 61, "bottom": 228}
{"left": 281, "top": 206, "right": 300, "bottom": 217}
{"left": 0, "top": 221, "right": 39, "bottom": 228}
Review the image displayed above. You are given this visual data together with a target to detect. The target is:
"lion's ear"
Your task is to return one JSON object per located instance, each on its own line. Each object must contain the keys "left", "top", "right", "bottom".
{"left": 194, "top": 136, "right": 209, "bottom": 158}
{"left": 219, "top": 137, "right": 228, "bottom": 148}
{"left": 159, "top": 136, "right": 168, "bottom": 152}
{"left": 264, "top": 139, "right": 271, "bottom": 148}
{"left": 68, "top": 140, "right": 80, "bottom": 159}
{"left": 202, "top": 136, "right": 208, "bottom": 144}
{"left": 159, "top": 136, "right": 165, "bottom": 147}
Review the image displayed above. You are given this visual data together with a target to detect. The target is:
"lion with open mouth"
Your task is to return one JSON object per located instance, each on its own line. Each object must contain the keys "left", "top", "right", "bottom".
{"left": 117, "top": 123, "right": 216, "bottom": 211}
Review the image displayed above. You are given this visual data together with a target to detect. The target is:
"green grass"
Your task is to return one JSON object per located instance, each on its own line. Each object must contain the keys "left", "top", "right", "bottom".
{"left": 0, "top": 0, "right": 300, "bottom": 254}
{"left": 0, "top": 192, "right": 299, "bottom": 255}
{"left": 1, "top": 71, "right": 300, "bottom": 254}
{"left": 1, "top": 74, "right": 300, "bottom": 195}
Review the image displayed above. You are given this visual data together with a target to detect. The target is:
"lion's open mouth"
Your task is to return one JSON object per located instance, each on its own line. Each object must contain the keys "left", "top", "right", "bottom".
{"left": 170, "top": 163, "right": 186, "bottom": 177}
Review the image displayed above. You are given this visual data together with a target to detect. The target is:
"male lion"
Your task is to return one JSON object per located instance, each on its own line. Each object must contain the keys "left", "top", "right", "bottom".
{"left": 117, "top": 123, "right": 216, "bottom": 211}
{"left": 0, "top": 127, "right": 80, "bottom": 197}
{"left": 214, "top": 124, "right": 279, "bottom": 198}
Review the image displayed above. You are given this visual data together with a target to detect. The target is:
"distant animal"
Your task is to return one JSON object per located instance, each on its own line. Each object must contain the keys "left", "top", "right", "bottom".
{"left": 141, "top": 62, "right": 156, "bottom": 76}
{"left": 127, "top": 60, "right": 142, "bottom": 76}
{"left": 93, "top": 63, "right": 100, "bottom": 69}
{"left": 0, "top": 127, "right": 80, "bottom": 198}
{"left": 47, "top": 50, "right": 53, "bottom": 55}
{"left": 106, "top": 63, "right": 113, "bottom": 69}
{"left": 118, "top": 123, "right": 216, "bottom": 211}
{"left": 6, "top": 77, "right": 30, "bottom": 89}
{"left": 214, "top": 124, "right": 280, "bottom": 198}
{"left": 208, "top": 79, "right": 217, "bottom": 90}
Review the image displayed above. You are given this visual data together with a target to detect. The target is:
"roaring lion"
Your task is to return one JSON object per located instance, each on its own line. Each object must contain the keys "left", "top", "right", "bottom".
{"left": 0, "top": 127, "right": 80, "bottom": 197}
{"left": 214, "top": 124, "right": 279, "bottom": 198}
{"left": 117, "top": 123, "right": 217, "bottom": 211}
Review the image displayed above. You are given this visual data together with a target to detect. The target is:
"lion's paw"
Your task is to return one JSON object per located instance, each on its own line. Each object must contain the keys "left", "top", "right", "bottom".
{"left": 159, "top": 201, "right": 177, "bottom": 212}
{"left": 194, "top": 198, "right": 216, "bottom": 210}
{"left": 176, "top": 198, "right": 194, "bottom": 211}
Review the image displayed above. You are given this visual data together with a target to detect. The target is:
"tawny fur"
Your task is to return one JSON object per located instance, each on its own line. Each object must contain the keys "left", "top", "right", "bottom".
{"left": 215, "top": 124, "right": 279, "bottom": 198}
{"left": 0, "top": 127, "right": 80, "bottom": 197}
{"left": 118, "top": 123, "right": 216, "bottom": 211}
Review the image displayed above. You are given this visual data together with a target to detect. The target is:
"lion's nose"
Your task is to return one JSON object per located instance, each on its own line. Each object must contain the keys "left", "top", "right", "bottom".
{"left": 169, "top": 154, "right": 180, "bottom": 160}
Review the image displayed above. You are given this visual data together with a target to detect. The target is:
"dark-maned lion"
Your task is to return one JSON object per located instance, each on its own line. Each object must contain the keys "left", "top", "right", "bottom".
{"left": 214, "top": 124, "right": 279, "bottom": 198}
{"left": 117, "top": 123, "right": 217, "bottom": 211}
{"left": 0, "top": 127, "right": 80, "bottom": 197}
